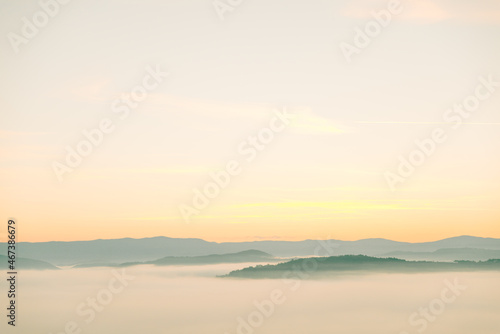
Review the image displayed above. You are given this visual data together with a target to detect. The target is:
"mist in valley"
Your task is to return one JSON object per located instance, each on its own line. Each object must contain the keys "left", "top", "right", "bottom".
{"left": 1, "top": 264, "right": 499, "bottom": 334}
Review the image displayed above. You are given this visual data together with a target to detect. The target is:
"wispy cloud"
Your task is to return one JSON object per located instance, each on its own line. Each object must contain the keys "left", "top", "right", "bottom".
{"left": 68, "top": 77, "right": 112, "bottom": 102}
{"left": 122, "top": 167, "right": 211, "bottom": 174}
{"left": 0, "top": 130, "right": 53, "bottom": 137}
{"left": 148, "top": 94, "right": 351, "bottom": 135}
{"left": 230, "top": 200, "right": 487, "bottom": 212}
{"left": 232, "top": 200, "right": 409, "bottom": 211}
{"left": 290, "top": 109, "right": 352, "bottom": 135}
{"left": 356, "top": 121, "right": 500, "bottom": 125}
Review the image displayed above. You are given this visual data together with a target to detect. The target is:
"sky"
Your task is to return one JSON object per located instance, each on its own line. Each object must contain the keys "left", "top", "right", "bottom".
{"left": 1, "top": 0, "right": 499, "bottom": 242}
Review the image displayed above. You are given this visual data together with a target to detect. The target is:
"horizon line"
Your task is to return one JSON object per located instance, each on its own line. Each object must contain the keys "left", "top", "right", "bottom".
{"left": 8, "top": 234, "right": 499, "bottom": 244}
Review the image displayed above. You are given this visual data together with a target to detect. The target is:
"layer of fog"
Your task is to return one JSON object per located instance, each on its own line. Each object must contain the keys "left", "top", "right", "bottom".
{"left": 1, "top": 264, "right": 499, "bottom": 334}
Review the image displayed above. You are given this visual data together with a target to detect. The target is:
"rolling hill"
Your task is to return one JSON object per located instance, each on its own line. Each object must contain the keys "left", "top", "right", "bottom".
{"left": 223, "top": 255, "right": 500, "bottom": 279}
{"left": 0, "top": 255, "right": 58, "bottom": 270}
{"left": 73, "top": 250, "right": 278, "bottom": 268}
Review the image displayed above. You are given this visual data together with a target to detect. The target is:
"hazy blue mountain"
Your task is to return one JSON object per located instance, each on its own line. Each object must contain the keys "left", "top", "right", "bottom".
{"left": 2, "top": 235, "right": 499, "bottom": 266}
{"left": 381, "top": 248, "right": 500, "bottom": 261}
{"left": 2, "top": 237, "right": 216, "bottom": 266}
{"left": 0, "top": 255, "right": 58, "bottom": 270}
{"left": 73, "top": 250, "right": 278, "bottom": 268}
{"left": 150, "top": 249, "right": 276, "bottom": 265}
{"left": 223, "top": 255, "right": 500, "bottom": 279}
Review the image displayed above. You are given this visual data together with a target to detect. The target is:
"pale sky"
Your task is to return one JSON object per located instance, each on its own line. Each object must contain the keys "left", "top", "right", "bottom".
{"left": 1, "top": 0, "right": 499, "bottom": 242}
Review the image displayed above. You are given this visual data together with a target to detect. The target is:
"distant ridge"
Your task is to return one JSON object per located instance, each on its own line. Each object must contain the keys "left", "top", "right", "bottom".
{"left": 381, "top": 247, "right": 500, "bottom": 261}
{"left": 2, "top": 235, "right": 499, "bottom": 266}
{"left": 74, "top": 250, "right": 278, "bottom": 268}
{"left": 152, "top": 249, "right": 275, "bottom": 266}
